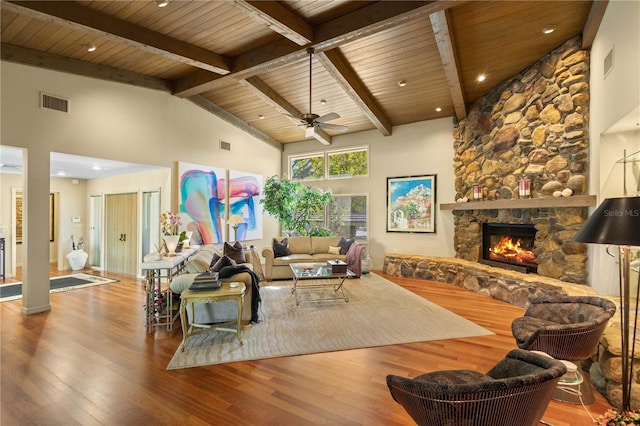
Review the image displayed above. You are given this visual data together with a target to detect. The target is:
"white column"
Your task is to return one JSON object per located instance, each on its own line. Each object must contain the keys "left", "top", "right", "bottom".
{"left": 21, "top": 148, "right": 51, "bottom": 314}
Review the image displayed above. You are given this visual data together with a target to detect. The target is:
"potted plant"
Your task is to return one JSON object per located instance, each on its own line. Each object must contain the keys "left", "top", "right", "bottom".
{"left": 260, "top": 175, "right": 333, "bottom": 236}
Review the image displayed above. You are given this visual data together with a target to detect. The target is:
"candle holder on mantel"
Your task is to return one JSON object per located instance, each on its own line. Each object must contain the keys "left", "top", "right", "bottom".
{"left": 472, "top": 185, "right": 483, "bottom": 201}
{"left": 518, "top": 179, "right": 531, "bottom": 199}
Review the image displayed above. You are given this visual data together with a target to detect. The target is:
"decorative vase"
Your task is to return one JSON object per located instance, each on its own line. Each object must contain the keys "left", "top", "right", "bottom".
{"left": 361, "top": 255, "right": 372, "bottom": 274}
{"left": 164, "top": 235, "right": 180, "bottom": 256}
{"left": 67, "top": 249, "right": 88, "bottom": 271}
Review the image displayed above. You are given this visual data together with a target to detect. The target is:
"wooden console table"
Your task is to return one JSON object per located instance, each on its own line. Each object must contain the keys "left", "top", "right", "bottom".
{"left": 141, "top": 246, "right": 199, "bottom": 333}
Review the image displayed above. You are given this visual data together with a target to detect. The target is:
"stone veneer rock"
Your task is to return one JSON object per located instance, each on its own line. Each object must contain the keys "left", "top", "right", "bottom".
{"left": 383, "top": 254, "right": 595, "bottom": 308}
{"left": 452, "top": 36, "right": 590, "bottom": 284}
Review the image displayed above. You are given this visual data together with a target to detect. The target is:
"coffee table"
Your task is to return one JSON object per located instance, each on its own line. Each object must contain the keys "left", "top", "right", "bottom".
{"left": 290, "top": 262, "right": 355, "bottom": 305}
{"left": 178, "top": 282, "right": 245, "bottom": 351}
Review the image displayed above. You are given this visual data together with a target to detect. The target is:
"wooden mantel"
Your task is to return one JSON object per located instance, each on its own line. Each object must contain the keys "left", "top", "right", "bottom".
{"left": 439, "top": 195, "right": 597, "bottom": 211}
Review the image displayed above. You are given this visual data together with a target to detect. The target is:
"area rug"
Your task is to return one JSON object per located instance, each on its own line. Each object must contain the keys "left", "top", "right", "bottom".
{"left": 167, "top": 272, "right": 493, "bottom": 370}
{"left": 0, "top": 273, "right": 119, "bottom": 302}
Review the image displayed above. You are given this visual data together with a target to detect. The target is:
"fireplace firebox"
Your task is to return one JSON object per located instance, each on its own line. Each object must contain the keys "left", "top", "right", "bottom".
{"left": 481, "top": 223, "right": 538, "bottom": 274}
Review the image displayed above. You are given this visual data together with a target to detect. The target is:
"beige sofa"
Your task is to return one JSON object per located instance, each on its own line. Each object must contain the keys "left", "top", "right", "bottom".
{"left": 261, "top": 236, "right": 347, "bottom": 281}
{"left": 170, "top": 244, "right": 258, "bottom": 323}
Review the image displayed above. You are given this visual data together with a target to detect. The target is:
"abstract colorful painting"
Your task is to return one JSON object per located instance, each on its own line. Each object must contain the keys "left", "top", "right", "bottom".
{"left": 228, "top": 170, "right": 263, "bottom": 241}
{"left": 178, "top": 162, "right": 226, "bottom": 244}
{"left": 387, "top": 174, "right": 437, "bottom": 233}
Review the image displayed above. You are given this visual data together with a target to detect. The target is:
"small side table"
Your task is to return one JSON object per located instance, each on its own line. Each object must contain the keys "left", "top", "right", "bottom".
{"left": 179, "top": 283, "right": 246, "bottom": 352}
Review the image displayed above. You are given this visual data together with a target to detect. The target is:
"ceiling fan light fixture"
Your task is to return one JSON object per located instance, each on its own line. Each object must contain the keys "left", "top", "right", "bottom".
{"left": 397, "top": 80, "right": 407, "bottom": 87}
{"left": 542, "top": 24, "right": 557, "bottom": 34}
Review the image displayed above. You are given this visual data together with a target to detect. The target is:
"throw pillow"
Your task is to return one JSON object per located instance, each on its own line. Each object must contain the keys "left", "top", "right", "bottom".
{"left": 339, "top": 237, "right": 355, "bottom": 255}
{"left": 328, "top": 245, "right": 341, "bottom": 255}
{"left": 211, "top": 255, "right": 236, "bottom": 272}
{"left": 224, "top": 241, "right": 246, "bottom": 264}
{"left": 209, "top": 253, "right": 221, "bottom": 268}
{"left": 273, "top": 237, "right": 290, "bottom": 257}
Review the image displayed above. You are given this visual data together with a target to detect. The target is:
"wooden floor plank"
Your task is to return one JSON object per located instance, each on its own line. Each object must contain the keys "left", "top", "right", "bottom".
{"left": 1, "top": 266, "right": 610, "bottom": 425}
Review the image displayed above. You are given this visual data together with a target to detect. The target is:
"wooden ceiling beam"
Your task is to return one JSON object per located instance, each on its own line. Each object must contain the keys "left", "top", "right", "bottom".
{"left": 3, "top": 1, "right": 231, "bottom": 75}
{"left": 0, "top": 43, "right": 172, "bottom": 92}
{"left": 582, "top": 0, "right": 608, "bottom": 49}
{"left": 239, "top": 77, "right": 332, "bottom": 145}
{"left": 174, "top": 1, "right": 456, "bottom": 97}
{"left": 239, "top": 76, "right": 301, "bottom": 118}
{"left": 232, "top": 1, "right": 313, "bottom": 46}
{"left": 430, "top": 10, "right": 467, "bottom": 120}
{"left": 316, "top": 49, "right": 392, "bottom": 136}
{"left": 188, "top": 95, "right": 283, "bottom": 151}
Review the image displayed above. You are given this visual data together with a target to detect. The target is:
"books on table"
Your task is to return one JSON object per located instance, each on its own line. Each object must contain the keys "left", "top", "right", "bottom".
{"left": 189, "top": 271, "right": 221, "bottom": 291}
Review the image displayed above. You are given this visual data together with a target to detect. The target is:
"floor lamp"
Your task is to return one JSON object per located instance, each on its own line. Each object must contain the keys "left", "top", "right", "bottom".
{"left": 226, "top": 215, "right": 244, "bottom": 242}
{"left": 573, "top": 196, "right": 640, "bottom": 412}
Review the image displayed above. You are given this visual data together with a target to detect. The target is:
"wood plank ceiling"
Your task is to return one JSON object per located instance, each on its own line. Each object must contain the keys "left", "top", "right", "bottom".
{"left": 1, "top": 0, "right": 603, "bottom": 149}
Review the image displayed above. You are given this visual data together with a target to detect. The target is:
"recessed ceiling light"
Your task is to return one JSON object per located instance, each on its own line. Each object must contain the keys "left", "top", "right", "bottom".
{"left": 57, "top": 171, "right": 67, "bottom": 176}
{"left": 397, "top": 80, "right": 407, "bottom": 87}
{"left": 477, "top": 74, "right": 486, "bottom": 82}
{"left": 155, "top": 0, "right": 169, "bottom": 7}
{"left": 320, "top": 99, "right": 327, "bottom": 105}
{"left": 435, "top": 107, "right": 442, "bottom": 112}
{"left": 83, "top": 44, "right": 97, "bottom": 52}
{"left": 542, "top": 25, "right": 557, "bottom": 35}
{"left": 258, "top": 114, "right": 265, "bottom": 120}
{"left": 92, "top": 165, "right": 102, "bottom": 171}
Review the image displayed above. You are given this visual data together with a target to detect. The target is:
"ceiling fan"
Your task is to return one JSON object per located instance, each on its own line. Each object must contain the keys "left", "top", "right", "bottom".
{"left": 285, "top": 48, "right": 348, "bottom": 144}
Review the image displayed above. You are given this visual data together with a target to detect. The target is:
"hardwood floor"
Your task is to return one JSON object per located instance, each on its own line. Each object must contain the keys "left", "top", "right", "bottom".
{"left": 1, "top": 267, "right": 610, "bottom": 425}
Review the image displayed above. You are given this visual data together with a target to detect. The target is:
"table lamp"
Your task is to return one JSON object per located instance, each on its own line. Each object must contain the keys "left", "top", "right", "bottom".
{"left": 573, "top": 196, "right": 640, "bottom": 412}
{"left": 226, "top": 214, "right": 244, "bottom": 242}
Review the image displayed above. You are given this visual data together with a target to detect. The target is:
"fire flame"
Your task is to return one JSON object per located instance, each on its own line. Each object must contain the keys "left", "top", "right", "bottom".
{"left": 489, "top": 236, "right": 537, "bottom": 265}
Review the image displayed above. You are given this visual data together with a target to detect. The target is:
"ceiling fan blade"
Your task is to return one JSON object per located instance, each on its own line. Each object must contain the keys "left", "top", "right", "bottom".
{"left": 315, "top": 112, "right": 340, "bottom": 123}
{"left": 283, "top": 113, "right": 305, "bottom": 125}
{"left": 305, "top": 125, "right": 315, "bottom": 138}
{"left": 316, "top": 123, "right": 348, "bottom": 132}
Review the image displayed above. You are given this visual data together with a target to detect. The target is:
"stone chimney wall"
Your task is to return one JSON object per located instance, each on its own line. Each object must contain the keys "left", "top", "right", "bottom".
{"left": 452, "top": 36, "right": 590, "bottom": 284}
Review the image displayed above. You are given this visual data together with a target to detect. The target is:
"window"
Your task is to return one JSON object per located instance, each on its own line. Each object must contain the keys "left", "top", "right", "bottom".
{"left": 327, "top": 194, "right": 368, "bottom": 251}
{"left": 328, "top": 148, "right": 368, "bottom": 179}
{"left": 290, "top": 153, "right": 324, "bottom": 181}
{"left": 290, "top": 146, "right": 368, "bottom": 181}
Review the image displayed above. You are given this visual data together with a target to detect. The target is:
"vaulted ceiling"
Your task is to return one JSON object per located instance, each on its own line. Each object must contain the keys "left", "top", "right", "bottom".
{"left": 1, "top": 1, "right": 605, "bottom": 149}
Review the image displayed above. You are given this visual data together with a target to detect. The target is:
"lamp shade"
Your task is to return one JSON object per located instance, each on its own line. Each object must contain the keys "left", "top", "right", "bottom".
{"left": 226, "top": 214, "right": 244, "bottom": 226}
{"left": 573, "top": 197, "right": 640, "bottom": 246}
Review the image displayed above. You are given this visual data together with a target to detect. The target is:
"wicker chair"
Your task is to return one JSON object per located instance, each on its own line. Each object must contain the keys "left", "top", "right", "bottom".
{"left": 511, "top": 295, "right": 616, "bottom": 404}
{"left": 386, "top": 349, "right": 567, "bottom": 426}
{"left": 511, "top": 296, "right": 616, "bottom": 360}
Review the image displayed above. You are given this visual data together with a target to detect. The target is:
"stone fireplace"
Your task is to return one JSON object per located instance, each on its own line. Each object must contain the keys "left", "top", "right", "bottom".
{"left": 449, "top": 36, "right": 592, "bottom": 285}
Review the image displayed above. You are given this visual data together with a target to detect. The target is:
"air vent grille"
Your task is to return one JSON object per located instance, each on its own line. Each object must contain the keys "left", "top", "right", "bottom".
{"left": 41, "top": 92, "right": 69, "bottom": 113}
{"left": 220, "top": 140, "right": 231, "bottom": 151}
{"left": 604, "top": 47, "right": 614, "bottom": 79}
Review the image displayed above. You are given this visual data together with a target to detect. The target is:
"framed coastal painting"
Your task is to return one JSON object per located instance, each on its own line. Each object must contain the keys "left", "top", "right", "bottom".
{"left": 386, "top": 174, "right": 436, "bottom": 233}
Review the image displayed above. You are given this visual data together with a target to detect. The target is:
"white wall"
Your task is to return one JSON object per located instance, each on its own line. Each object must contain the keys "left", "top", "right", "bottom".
{"left": 0, "top": 172, "right": 88, "bottom": 274}
{"left": 588, "top": 0, "right": 640, "bottom": 295}
{"left": 1, "top": 61, "right": 282, "bottom": 313}
{"left": 283, "top": 118, "right": 456, "bottom": 269}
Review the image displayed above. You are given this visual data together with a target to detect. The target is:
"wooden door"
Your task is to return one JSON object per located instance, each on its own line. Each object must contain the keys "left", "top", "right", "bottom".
{"left": 105, "top": 193, "right": 138, "bottom": 275}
